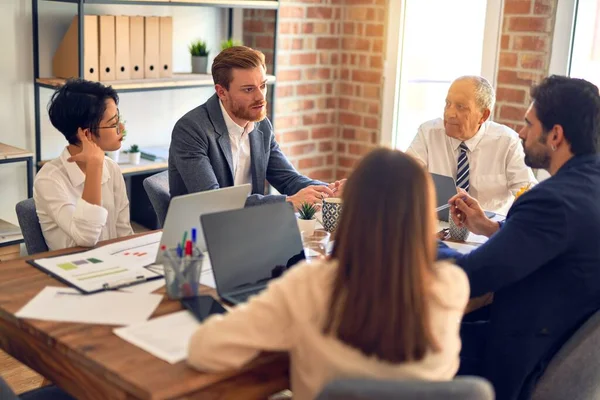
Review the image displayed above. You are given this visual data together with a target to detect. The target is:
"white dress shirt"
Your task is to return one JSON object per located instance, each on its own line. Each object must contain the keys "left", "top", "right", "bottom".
{"left": 188, "top": 260, "right": 469, "bottom": 400}
{"left": 406, "top": 118, "right": 537, "bottom": 214}
{"left": 33, "top": 147, "right": 134, "bottom": 251}
{"left": 219, "top": 100, "right": 253, "bottom": 186}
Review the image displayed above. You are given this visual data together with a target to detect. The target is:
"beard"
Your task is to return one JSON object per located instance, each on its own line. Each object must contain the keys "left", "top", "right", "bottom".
{"left": 523, "top": 135, "right": 551, "bottom": 169}
{"left": 230, "top": 99, "right": 267, "bottom": 123}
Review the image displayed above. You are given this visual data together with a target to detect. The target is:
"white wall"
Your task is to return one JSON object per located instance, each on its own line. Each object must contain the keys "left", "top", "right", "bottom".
{"left": 0, "top": 1, "right": 228, "bottom": 225}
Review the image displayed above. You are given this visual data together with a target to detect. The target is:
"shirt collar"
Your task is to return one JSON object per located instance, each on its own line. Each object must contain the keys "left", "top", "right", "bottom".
{"left": 219, "top": 99, "right": 254, "bottom": 138}
{"left": 60, "top": 147, "right": 110, "bottom": 187}
{"left": 449, "top": 121, "right": 488, "bottom": 152}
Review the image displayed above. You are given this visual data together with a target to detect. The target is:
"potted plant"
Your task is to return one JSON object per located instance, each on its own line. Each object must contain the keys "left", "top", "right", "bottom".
{"left": 189, "top": 40, "right": 209, "bottom": 74}
{"left": 220, "top": 38, "right": 242, "bottom": 51}
{"left": 128, "top": 144, "right": 141, "bottom": 165}
{"left": 297, "top": 202, "right": 318, "bottom": 236}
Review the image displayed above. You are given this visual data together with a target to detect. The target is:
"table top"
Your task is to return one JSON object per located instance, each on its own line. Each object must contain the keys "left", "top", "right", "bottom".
{"left": 0, "top": 233, "right": 289, "bottom": 399}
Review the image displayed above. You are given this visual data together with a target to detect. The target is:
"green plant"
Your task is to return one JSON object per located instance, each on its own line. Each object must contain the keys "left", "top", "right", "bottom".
{"left": 220, "top": 38, "right": 242, "bottom": 51}
{"left": 119, "top": 114, "right": 127, "bottom": 140}
{"left": 189, "top": 40, "right": 209, "bottom": 57}
{"left": 128, "top": 144, "right": 140, "bottom": 153}
{"left": 298, "top": 202, "right": 318, "bottom": 220}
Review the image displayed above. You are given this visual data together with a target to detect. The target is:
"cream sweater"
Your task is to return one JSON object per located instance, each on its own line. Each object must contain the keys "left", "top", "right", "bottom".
{"left": 188, "top": 260, "right": 469, "bottom": 400}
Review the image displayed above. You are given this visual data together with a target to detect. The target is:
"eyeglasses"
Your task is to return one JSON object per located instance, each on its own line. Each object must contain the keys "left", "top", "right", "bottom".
{"left": 98, "top": 114, "right": 122, "bottom": 135}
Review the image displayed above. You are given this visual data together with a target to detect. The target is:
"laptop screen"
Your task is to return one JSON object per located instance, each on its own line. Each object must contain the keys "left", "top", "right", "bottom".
{"left": 201, "top": 202, "right": 305, "bottom": 294}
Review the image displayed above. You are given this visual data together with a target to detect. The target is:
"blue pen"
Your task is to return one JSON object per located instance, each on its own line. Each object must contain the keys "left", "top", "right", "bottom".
{"left": 191, "top": 228, "right": 197, "bottom": 245}
{"left": 176, "top": 243, "right": 183, "bottom": 258}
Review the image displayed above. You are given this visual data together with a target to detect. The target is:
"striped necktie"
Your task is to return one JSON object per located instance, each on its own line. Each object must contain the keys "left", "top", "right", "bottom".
{"left": 456, "top": 142, "right": 470, "bottom": 192}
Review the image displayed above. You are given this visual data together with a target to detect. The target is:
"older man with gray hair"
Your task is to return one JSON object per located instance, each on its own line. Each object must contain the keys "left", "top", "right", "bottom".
{"left": 407, "top": 75, "right": 536, "bottom": 214}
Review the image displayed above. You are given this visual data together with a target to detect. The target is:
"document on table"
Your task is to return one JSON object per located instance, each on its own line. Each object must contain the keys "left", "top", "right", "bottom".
{"left": 16, "top": 287, "right": 163, "bottom": 326}
{"left": 114, "top": 310, "right": 199, "bottom": 364}
{"left": 444, "top": 241, "right": 479, "bottom": 254}
{"left": 31, "top": 232, "right": 164, "bottom": 293}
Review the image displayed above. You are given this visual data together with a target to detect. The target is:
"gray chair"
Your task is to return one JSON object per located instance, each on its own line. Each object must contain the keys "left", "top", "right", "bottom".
{"left": 15, "top": 198, "right": 48, "bottom": 255}
{"left": 143, "top": 170, "right": 170, "bottom": 228}
{"left": 532, "top": 308, "right": 600, "bottom": 400}
{"left": 316, "top": 376, "right": 495, "bottom": 400}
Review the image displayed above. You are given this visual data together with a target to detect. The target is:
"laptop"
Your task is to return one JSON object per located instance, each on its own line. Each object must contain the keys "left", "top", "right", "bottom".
{"left": 431, "top": 172, "right": 497, "bottom": 221}
{"left": 201, "top": 202, "right": 305, "bottom": 305}
{"left": 155, "top": 184, "right": 251, "bottom": 264}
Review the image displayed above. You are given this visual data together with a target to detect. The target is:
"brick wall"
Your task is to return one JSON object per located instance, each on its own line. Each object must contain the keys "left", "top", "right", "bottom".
{"left": 244, "top": 0, "right": 387, "bottom": 181}
{"left": 494, "top": 0, "right": 558, "bottom": 131}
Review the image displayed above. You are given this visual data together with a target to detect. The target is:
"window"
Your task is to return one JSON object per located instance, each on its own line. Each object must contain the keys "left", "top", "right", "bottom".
{"left": 381, "top": 0, "right": 503, "bottom": 150}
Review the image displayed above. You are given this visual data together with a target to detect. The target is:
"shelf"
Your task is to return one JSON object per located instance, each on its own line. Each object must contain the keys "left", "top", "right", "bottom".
{"left": 41, "top": 0, "right": 280, "bottom": 9}
{"left": 37, "top": 73, "right": 276, "bottom": 92}
{"left": 0, "top": 143, "right": 34, "bottom": 160}
{"left": 38, "top": 157, "right": 168, "bottom": 176}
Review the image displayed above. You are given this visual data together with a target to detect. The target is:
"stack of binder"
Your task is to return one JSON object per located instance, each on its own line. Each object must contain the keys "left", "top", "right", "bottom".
{"left": 53, "top": 15, "right": 173, "bottom": 82}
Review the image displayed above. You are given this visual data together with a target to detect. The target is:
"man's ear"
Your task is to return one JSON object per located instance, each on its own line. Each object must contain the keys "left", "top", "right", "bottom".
{"left": 215, "top": 84, "right": 227, "bottom": 100}
{"left": 549, "top": 124, "right": 566, "bottom": 149}
{"left": 480, "top": 108, "right": 491, "bottom": 124}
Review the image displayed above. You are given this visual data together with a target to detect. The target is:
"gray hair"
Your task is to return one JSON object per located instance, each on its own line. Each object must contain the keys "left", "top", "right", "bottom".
{"left": 453, "top": 75, "right": 496, "bottom": 111}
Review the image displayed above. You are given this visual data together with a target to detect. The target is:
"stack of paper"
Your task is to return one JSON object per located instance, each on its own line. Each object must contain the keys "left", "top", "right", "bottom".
{"left": 16, "top": 287, "right": 163, "bottom": 326}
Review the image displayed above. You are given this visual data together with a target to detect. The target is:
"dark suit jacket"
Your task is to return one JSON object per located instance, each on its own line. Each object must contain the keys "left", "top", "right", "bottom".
{"left": 439, "top": 154, "right": 600, "bottom": 400}
{"left": 169, "top": 94, "right": 324, "bottom": 206}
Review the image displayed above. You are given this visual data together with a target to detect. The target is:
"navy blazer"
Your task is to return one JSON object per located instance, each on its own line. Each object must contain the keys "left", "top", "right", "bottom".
{"left": 439, "top": 155, "right": 600, "bottom": 400}
{"left": 169, "top": 94, "right": 325, "bottom": 206}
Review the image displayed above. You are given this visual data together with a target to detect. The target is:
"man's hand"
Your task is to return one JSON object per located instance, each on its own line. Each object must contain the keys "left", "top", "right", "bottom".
{"left": 67, "top": 129, "right": 105, "bottom": 167}
{"left": 287, "top": 185, "right": 335, "bottom": 210}
{"left": 448, "top": 188, "right": 499, "bottom": 237}
{"left": 328, "top": 179, "right": 347, "bottom": 198}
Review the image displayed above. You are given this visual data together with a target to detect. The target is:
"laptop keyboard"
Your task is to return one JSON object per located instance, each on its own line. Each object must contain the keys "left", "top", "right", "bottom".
{"left": 231, "top": 288, "right": 262, "bottom": 303}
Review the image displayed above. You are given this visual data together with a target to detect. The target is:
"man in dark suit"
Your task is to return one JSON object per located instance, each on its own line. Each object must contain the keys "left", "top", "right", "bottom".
{"left": 169, "top": 46, "right": 344, "bottom": 208}
{"left": 438, "top": 75, "right": 600, "bottom": 399}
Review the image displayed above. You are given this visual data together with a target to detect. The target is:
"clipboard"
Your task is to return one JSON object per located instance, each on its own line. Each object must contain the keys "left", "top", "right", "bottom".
{"left": 28, "top": 232, "right": 164, "bottom": 295}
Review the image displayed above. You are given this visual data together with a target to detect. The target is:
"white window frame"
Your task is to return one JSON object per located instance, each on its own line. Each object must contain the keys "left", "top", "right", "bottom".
{"left": 380, "top": 0, "right": 504, "bottom": 148}
{"left": 548, "top": 0, "right": 578, "bottom": 76}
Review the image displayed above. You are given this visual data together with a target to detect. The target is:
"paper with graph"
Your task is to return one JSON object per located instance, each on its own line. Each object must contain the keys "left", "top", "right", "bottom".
{"left": 31, "top": 232, "right": 164, "bottom": 294}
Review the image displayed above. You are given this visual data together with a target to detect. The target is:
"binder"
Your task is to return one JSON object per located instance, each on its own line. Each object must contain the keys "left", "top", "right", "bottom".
{"left": 129, "top": 16, "right": 145, "bottom": 79}
{"left": 144, "top": 17, "right": 160, "bottom": 79}
{"left": 159, "top": 16, "right": 173, "bottom": 78}
{"left": 53, "top": 15, "right": 99, "bottom": 81}
{"left": 115, "top": 16, "right": 130, "bottom": 80}
{"left": 98, "top": 15, "right": 116, "bottom": 81}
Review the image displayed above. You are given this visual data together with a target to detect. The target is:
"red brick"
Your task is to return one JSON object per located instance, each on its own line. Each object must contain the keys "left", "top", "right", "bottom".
{"left": 342, "top": 37, "right": 370, "bottom": 51}
{"left": 349, "top": 143, "right": 372, "bottom": 156}
{"left": 339, "top": 112, "right": 362, "bottom": 127}
{"left": 339, "top": 83, "right": 355, "bottom": 96}
{"left": 501, "top": 35, "right": 510, "bottom": 50}
{"left": 499, "top": 52, "right": 518, "bottom": 68}
{"left": 276, "top": 116, "right": 302, "bottom": 130}
{"left": 352, "top": 70, "right": 381, "bottom": 84}
{"left": 346, "top": 8, "right": 375, "bottom": 21}
{"left": 309, "top": 169, "right": 334, "bottom": 181}
{"left": 337, "top": 142, "right": 346, "bottom": 152}
{"left": 363, "top": 85, "right": 380, "bottom": 99}
{"left": 319, "top": 141, "right": 334, "bottom": 152}
{"left": 372, "top": 39, "right": 384, "bottom": 52}
{"left": 520, "top": 53, "right": 546, "bottom": 69}
{"left": 499, "top": 105, "right": 528, "bottom": 121}
{"left": 312, "top": 127, "right": 336, "bottom": 139}
{"left": 368, "top": 103, "right": 380, "bottom": 115}
{"left": 364, "top": 116, "right": 379, "bottom": 129}
{"left": 326, "top": 97, "right": 337, "bottom": 109}
{"left": 288, "top": 143, "right": 316, "bottom": 156}
{"left": 303, "top": 113, "right": 329, "bottom": 126}
{"left": 338, "top": 156, "right": 357, "bottom": 169}
{"left": 370, "top": 55, "right": 383, "bottom": 69}
{"left": 279, "top": 22, "right": 300, "bottom": 34}
{"left": 280, "top": 6, "right": 304, "bottom": 18}
{"left": 255, "top": 35, "right": 274, "bottom": 49}
{"left": 504, "top": 0, "right": 531, "bottom": 14}
{"left": 496, "top": 87, "right": 527, "bottom": 104}
{"left": 304, "top": 68, "right": 332, "bottom": 80}
{"left": 316, "top": 37, "right": 340, "bottom": 50}
{"left": 290, "top": 53, "right": 318, "bottom": 65}
{"left": 292, "top": 38, "right": 303, "bottom": 50}
{"left": 512, "top": 35, "right": 548, "bottom": 51}
{"left": 508, "top": 17, "right": 549, "bottom": 32}
{"left": 326, "top": 154, "right": 335, "bottom": 165}
{"left": 302, "top": 23, "right": 314, "bottom": 34}
{"left": 365, "top": 23, "right": 384, "bottom": 37}
{"left": 342, "top": 128, "right": 371, "bottom": 142}
{"left": 497, "top": 69, "right": 543, "bottom": 86}
{"left": 297, "top": 83, "right": 322, "bottom": 95}
{"left": 299, "top": 156, "right": 324, "bottom": 169}
{"left": 307, "top": 7, "right": 333, "bottom": 19}
{"left": 277, "top": 69, "right": 302, "bottom": 82}
{"left": 534, "top": 0, "right": 553, "bottom": 15}
{"left": 282, "top": 130, "right": 310, "bottom": 143}
{"left": 343, "top": 22, "right": 354, "bottom": 34}
{"left": 243, "top": 20, "right": 264, "bottom": 33}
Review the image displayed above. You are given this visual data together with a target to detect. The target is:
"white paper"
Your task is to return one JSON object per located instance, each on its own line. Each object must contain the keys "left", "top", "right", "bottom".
{"left": 444, "top": 241, "right": 479, "bottom": 254}
{"left": 33, "top": 232, "right": 163, "bottom": 293}
{"left": 114, "top": 310, "right": 199, "bottom": 364}
{"left": 121, "top": 279, "right": 165, "bottom": 294}
{"left": 16, "top": 287, "right": 163, "bottom": 326}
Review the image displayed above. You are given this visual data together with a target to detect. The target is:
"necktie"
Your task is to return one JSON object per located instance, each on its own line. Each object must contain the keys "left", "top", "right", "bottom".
{"left": 456, "top": 142, "right": 470, "bottom": 192}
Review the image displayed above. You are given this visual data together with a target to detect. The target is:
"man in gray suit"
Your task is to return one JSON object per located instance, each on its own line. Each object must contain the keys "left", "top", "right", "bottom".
{"left": 169, "top": 46, "right": 343, "bottom": 208}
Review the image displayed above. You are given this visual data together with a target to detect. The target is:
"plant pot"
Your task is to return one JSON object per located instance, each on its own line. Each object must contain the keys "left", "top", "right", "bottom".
{"left": 297, "top": 218, "right": 316, "bottom": 236}
{"left": 105, "top": 150, "right": 120, "bottom": 163}
{"left": 191, "top": 56, "right": 209, "bottom": 74}
{"left": 129, "top": 152, "right": 141, "bottom": 165}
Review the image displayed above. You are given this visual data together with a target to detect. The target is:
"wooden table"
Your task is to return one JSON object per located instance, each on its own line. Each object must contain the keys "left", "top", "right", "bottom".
{"left": 0, "top": 234, "right": 289, "bottom": 399}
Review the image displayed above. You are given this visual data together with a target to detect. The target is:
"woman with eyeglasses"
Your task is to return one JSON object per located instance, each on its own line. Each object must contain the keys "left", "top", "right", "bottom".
{"left": 34, "top": 79, "right": 133, "bottom": 250}
{"left": 187, "top": 148, "right": 470, "bottom": 399}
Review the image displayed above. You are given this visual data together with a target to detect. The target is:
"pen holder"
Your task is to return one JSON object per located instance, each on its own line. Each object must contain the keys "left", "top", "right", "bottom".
{"left": 162, "top": 248, "right": 204, "bottom": 300}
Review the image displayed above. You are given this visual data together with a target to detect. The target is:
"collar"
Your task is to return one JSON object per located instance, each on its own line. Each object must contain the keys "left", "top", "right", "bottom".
{"left": 556, "top": 154, "right": 600, "bottom": 175}
{"left": 219, "top": 99, "right": 254, "bottom": 138}
{"left": 59, "top": 147, "right": 110, "bottom": 187}
{"left": 449, "top": 121, "right": 488, "bottom": 152}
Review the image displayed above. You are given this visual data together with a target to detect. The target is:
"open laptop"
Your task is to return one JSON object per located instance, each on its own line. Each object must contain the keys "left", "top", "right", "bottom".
{"left": 201, "top": 202, "right": 305, "bottom": 305}
{"left": 155, "top": 184, "right": 251, "bottom": 264}
{"left": 431, "top": 172, "right": 497, "bottom": 221}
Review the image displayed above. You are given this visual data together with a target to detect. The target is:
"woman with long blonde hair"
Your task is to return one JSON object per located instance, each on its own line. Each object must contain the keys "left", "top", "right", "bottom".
{"left": 188, "top": 148, "right": 469, "bottom": 399}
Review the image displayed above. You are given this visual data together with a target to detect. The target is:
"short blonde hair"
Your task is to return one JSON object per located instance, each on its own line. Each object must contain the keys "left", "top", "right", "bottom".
{"left": 211, "top": 46, "right": 266, "bottom": 90}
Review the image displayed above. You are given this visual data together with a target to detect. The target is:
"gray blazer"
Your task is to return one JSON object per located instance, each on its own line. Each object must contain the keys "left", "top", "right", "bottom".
{"left": 169, "top": 94, "right": 324, "bottom": 206}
